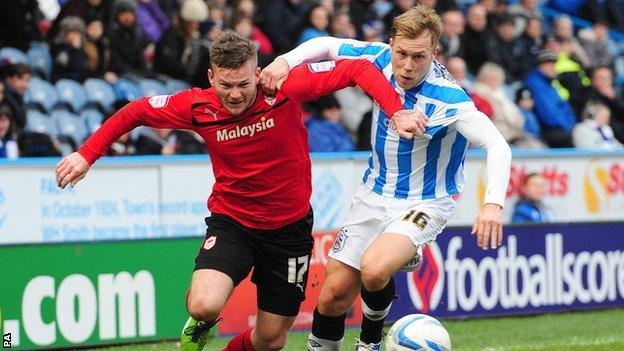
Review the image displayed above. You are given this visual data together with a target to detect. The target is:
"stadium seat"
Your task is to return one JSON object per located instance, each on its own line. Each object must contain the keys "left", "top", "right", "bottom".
{"left": 27, "top": 43, "right": 52, "bottom": 79}
{"left": 56, "top": 79, "right": 88, "bottom": 113}
{"left": 81, "top": 108, "right": 104, "bottom": 133}
{"left": 139, "top": 78, "right": 167, "bottom": 97}
{"left": 84, "top": 78, "right": 116, "bottom": 112}
{"left": 0, "top": 47, "right": 28, "bottom": 65}
{"left": 26, "top": 109, "right": 59, "bottom": 137}
{"left": 165, "top": 79, "right": 190, "bottom": 94}
{"left": 113, "top": 78, "right": 143, "bottom": 101}
{"left": 52, "top": 110, "right": 89, "bottom": 146}
{"left": 24, "top": 77, "right": 59, "bottom": 112}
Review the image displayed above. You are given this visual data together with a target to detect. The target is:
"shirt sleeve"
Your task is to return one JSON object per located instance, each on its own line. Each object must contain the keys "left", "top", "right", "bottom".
{"left": 281, "top": 59, "right": 403, "bottom": 118}
{"left": 79, "top": 91, "right": 195, "bottom": 164}
{"left": 278, "top": 37, "right": 388, "bottom": 68}
{"left": 454, "top": 109, "right": 512, "bottom": 207}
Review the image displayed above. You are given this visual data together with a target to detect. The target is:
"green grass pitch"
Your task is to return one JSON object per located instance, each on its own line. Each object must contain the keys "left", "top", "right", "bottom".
{"left": 95, "top": 308, "right": 624, "bottom": 351}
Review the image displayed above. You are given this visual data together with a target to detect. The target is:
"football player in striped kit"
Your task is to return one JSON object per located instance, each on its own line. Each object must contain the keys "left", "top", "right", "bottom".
{"left": 262, "top": 5, "right": 512, "bottom": 351}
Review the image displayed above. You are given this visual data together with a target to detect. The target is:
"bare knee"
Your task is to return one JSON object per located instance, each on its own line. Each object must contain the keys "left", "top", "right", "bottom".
{"left": 186, "top": 291, "right": 222, "bottom": 322}
{"left": 360, "top": 264, "right": 391, "bottom": 292}
{"left": 318, "top": 284, "right": 355, "bottom": 315}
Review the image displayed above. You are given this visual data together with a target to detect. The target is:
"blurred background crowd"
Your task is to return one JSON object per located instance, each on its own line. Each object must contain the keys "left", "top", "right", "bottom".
{"left": 1, "top": 0, "right": 624, "bottom": 159}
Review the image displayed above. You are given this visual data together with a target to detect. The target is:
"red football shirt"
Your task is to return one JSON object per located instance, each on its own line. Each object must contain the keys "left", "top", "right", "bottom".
{"left": 79, "top": 59, "right": 403, "bottom": 229}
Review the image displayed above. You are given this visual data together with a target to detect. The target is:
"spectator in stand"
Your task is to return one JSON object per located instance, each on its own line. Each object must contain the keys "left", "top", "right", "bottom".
{"left": 473, "top": 62, "right": 545, "bottom": 148}
{"left": 1, "top": 63, "right": 31, "bottom": 132}
{"left": 155, "top": 0, "right": 210, "bottom": 87}
{"left": 262, "top": 0, "right": 308, "bottom": 53}
{"left": 461, "top": 3, "right": 490, "bottom": 75}
{"left": 506, "top": 0, "right": 542, "bottom": 38}
{"left": 233, "top": 0, "right": 274, "bottom": 56}
{"left": 552, "top": 15, "right": 591, "bottom": 69}
{"left": 485, "top": 14, "right": 530, "bottom": 82}
{"left": 231, "top": 13, "right": 274, "bottom": 67}
{"left": 297, "top": 5, "right": 331, "bottom": 45}
{"left": 584, "top": 0, "right": 624, "bottom": 33}
{"left": 361, "top": 20, "right": 385, "bottom": 42}
{"left": 440, "top": 10, "right": 465, "bottom": 58}
{"left": 47, "top": 0, "right": 111, "bottom": 43}
{"left": 446, "top": 56, "right": 493, "bottom": 118}
{"left": 512, "top": 172, "right": 554, "bottom": 224}
{"left": 0, "top": 104, "right": 19, "bottom": 159}
{"left": 333, "top": 0, "right": 377, "bottom": 39}
{"left": 578, "top": 21, "right": 616, "bottom": 71}
{"left": 306, "top": 94, "right": 355, "bottom": 152}
{"left": 582, "top": 66, "right": 624, "bottom": 143}
{"left": 0, "top": 0, "right": 45, "bottom": 52}
{"left": 330, "top": 10, "right": 357, "bottom": 39}
{"left": 107, "top": 0, "right": 151, "bottom": 77}
{"left": 555, "top": 38, "right": 591, "bottom": 114}
{"left": 518, "top": 16, "right": 542, "bottom": 70}
{"left": 51, "top": 17, "right": 89, "bottom": 83}
{"left": 573, "top": 102, "right": 623, "bottom": 149}
{"left": 515, "top": 87, "right": 542, "bottom": 141}
{"left": 136, "top": 0, "right": 170, "bottom": 44}
{"left": 84, "top": 18, "right": 114, "bottom": 80}
{"left": 524, "top": 51, "right": 577, "bottom": 148}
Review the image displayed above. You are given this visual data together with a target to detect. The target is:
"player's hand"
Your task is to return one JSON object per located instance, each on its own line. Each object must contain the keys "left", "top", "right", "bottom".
{"left": 391, "top": 109, "right": 428, "bottom": 139}
{"left": 260, "top": 58, "right": 290, "bottom": 96}
{"left": 471, "top": 203, "right": 503, "bottom": 250}
{"left": 55, "top": 152, "right": 91, "bottom": 189}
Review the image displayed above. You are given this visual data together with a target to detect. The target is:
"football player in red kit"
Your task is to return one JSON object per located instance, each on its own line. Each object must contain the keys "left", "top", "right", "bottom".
{"left": 55, "top": 32, "right": 425, "bottom": 351}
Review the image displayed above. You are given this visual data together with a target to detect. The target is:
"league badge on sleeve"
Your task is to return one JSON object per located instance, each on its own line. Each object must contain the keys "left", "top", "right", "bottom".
{"left": 148, "top": 95, "right": 171, "bottom": 108}
{"left": 308, "top": 61, "right": 336, "bottom": 73}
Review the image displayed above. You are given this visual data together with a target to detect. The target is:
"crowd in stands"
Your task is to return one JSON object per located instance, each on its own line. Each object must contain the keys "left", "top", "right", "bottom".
{"left": 1, "top": 0, "right": 624, "bottom": 159}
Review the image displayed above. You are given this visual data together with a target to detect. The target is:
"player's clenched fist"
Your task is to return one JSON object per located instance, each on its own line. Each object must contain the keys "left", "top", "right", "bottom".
{"left": 55, "top": 152, "right": 91, "bottom": 189}
{"left": 260, "top": 58, "right": 290, "bottom": 96}
{"left": 391, "top": 109, "right": 428, "bottom": 139}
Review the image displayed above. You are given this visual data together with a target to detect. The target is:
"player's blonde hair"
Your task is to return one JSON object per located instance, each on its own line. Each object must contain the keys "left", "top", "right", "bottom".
{"left": 391, "top": 5, "right": 443, "bottom": 49}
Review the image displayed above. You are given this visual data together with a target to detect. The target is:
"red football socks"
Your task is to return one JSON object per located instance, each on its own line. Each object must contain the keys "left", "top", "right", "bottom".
{"left": 222, "top": 328, "right": 255, "bottom": 351}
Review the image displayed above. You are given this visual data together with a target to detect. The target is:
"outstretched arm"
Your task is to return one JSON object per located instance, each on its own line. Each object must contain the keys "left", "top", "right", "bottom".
{"left": 55, "top": 91, "right": 195, "bottom": 188}
{"left": 261, "top": 37, "right": 385, "bottom": 94}
{"left": 281, "top": 59, "right": 425, "bottom": 138}
{"left": 455, "top": 110, "right": 512, "bottom": 250}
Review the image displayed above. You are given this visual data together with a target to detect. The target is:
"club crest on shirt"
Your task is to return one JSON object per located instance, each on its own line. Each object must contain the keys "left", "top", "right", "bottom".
{"left": 148, "top": 95, "right": 171, "bottom": 108}
{"left": 332, "top": 228, "right": 348, "bottom": 253}
{"left": 264, "top": 95, "right": 276, "bottom": 106}
{"left": 308, "top": 61, "right": 336, "bottom": 73}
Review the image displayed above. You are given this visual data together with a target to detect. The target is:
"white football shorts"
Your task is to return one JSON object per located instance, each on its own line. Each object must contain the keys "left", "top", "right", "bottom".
{"left": 329, "top": 183, "right": 456, "bottom": 270}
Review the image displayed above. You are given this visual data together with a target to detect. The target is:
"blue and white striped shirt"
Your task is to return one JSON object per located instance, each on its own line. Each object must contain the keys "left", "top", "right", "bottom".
{"left": 336, "top": 41, "right": 476, "bottom": 200}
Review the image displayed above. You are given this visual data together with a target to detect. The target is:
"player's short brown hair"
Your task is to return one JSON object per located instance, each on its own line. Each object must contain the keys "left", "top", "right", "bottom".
{"left": 209, "top": 31, "right": 257, "bottom": 69}
{"left": 391, "top": 5, "right": 443, "bottom": 48}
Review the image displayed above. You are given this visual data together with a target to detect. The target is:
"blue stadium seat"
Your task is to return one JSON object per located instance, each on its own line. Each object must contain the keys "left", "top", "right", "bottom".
{"left": 56, "top": 79, "right": 88, "bottom": 113}
{"left": 165, "top": 79, "right": 190, "bottom": 94}
{"left": 81, "top": 108, "right": 104, "bottom": 133}
{"left": 0, "top": 47, "right": 28, "bottom": 65}
{"left": 24, "top": 77, "right": 59, "bottom": 112}
{"left": 27, "top": 43, "right": 52, "bottom": 79}
{"left": 52, "top": 110, "right": 89, "bottom": 146}
{"left": 26, "top": 109, "right": 59, "bottom": 137}
{"left": 139, "top": 78, "right": 167, "bottom": 97}
{"left": 113, "top": 78, "right": 144, "bottom": 101}
{"left": 84, "top": 78, "right": 116, "bottom": 112}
